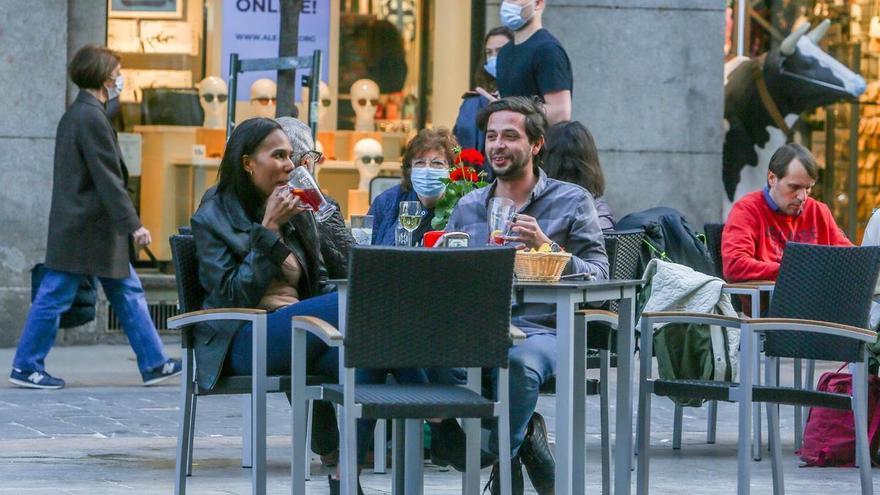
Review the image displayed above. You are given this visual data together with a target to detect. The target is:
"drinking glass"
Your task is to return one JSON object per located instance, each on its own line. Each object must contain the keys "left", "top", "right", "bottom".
{"left": 398, "top": 201, "right": 424, "bottom": 247}
{"left": 288, "top": 166, "right": 335, "bottom": 222}
{"left": 350, "top": 215, "right": 374, "bottom": 246}
{"left": 487, "top": 197, "right": 516, "bottom": 245}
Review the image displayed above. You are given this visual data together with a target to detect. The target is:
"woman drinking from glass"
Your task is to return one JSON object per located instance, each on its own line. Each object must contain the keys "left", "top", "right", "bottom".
{"left": 368, "top": 128, "right": 458, "bottom": 246}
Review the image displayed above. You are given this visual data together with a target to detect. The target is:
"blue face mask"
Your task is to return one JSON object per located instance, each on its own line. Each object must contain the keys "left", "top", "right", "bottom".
{"left": 411, "top": 167, "right": 448, "bottom": 199}
{"left": 484, "top": 56, "right": 498, "bottom": 79}
{"left": 500, "top": 0, "right": 534, "bottom": 31}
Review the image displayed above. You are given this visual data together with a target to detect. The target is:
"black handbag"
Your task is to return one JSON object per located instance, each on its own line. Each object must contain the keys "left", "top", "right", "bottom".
{"left": 30, "top": 264, "right": 98, "bottom": 328}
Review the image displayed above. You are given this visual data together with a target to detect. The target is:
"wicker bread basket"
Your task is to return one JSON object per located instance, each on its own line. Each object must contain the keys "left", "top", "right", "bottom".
{"left": 514, "top": 250, "right": 572, "bottom": 282}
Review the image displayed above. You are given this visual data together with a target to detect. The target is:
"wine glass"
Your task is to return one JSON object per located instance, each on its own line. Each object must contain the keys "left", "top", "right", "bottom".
{"left": 287, "top": 167, "right": 335, "bottom": 222}
{"left": 398, "top": 201, "right": 424, "bottom": 247}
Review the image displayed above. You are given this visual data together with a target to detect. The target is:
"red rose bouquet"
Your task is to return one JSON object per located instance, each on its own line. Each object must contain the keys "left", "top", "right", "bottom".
{"left": 431, "top": 146, "right": 489, "bottom": 229}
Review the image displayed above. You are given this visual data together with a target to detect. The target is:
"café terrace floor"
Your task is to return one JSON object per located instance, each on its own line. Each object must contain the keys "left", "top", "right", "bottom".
{"left": 0, "top": 344, "right": 875, "bottom": 494}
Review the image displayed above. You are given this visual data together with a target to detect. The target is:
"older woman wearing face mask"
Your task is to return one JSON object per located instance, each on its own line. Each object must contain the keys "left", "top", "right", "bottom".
{"left": 368, "top": 128, "right": 458, "bottom": 246}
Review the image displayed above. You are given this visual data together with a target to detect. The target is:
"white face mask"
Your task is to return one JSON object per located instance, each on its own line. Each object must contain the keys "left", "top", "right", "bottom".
{"left": 106, "top": 75, "right": 124, "bottom": 100}
{"left": 500, "top": 0, "right": 535, "bottom": 31}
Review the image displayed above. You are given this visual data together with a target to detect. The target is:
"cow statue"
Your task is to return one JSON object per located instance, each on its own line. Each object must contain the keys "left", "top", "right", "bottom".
{"left": 723, "top": 20, "right": 866, "bottom": 217}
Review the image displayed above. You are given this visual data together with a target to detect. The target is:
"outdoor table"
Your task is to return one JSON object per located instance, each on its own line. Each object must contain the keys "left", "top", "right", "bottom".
{"left": 514, "top": 279, "right": 643, "bottom": 495}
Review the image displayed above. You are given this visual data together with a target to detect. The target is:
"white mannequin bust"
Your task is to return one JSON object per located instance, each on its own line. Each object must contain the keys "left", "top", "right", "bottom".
{"left": 350, "top": 79, "right": 379, "bottom": 132}
{"left": 353, "top": 138, "right": 383, "bottom": 191}
{"left": 250, "top": 78, "right": 277, "bottom": 119}
{"left": 299, "top": 81, "right": 333, "bottom": 130}
{"left": 197, "top": 76, "right": 228, "bottom": 129}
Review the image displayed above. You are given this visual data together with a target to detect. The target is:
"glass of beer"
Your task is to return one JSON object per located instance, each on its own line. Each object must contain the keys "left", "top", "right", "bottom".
{"left": 487, "top": 197, "right": 516, "bottom": 245}
{"left": 288, "top": 167, "right": 335, "bottom": 222}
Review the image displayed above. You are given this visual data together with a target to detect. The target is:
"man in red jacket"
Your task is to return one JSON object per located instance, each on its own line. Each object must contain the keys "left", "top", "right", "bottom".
{"left": 722, "top": 143, "right": 851, "bottom": 285}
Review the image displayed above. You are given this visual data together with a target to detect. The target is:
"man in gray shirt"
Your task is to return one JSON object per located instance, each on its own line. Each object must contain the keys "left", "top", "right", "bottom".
{"left": 446, "top": 97, "right": 607, "bottom": 494}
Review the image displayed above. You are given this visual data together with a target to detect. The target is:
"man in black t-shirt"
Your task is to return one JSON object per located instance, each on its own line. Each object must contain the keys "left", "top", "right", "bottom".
{"left": 495, "top": 0, "right": 572, "bottom": 125}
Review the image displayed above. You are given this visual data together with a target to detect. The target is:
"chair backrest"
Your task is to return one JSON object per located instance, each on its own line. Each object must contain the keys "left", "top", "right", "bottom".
{"left": 169, "top": 234, "right": 206, "bottom": 314}
{"left": 369, "top": 176, "right": 401, "bottom": 204}
{"left": 344, "top": 246, "right": 515, "bottom": 369}
{"left": 603, "top": 229, "right": 645, "bottom": 312}
{"left": 764, "top": 243, "right": 880, "bottom": 362}
{"left": 703, "top": 222, "right": 725, "bottom": 279}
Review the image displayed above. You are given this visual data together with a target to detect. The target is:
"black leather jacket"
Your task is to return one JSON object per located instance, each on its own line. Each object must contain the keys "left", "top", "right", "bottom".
{"left": 191, "top": 186, "right": 349, "bottom": 389}
{"left": 319, "top": 196, "right": 355, "bottom": 279}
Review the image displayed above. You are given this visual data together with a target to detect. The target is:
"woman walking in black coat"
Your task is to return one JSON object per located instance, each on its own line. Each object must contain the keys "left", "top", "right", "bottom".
{"left": 9, "top": 44, "right": 180, "bottom": 389}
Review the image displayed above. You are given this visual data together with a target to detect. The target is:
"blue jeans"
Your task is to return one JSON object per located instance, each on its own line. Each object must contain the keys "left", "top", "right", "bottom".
{"left": 223, "top": 292, "right": 340, "bottom": 378}
{"left": 224, "top": 292, "right": 415, "bottom": 463}
{"left": 429, "top": 334, "right": 557, "bottom": 457}
{"left": 13, "top": 265, "right": 168, "bottom": 374}
{"left": 502, "top": 333, "right": 557, "bottom": 455}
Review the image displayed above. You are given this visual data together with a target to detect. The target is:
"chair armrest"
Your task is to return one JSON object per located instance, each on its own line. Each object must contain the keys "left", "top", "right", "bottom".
{"left": 748, "top": 318, "right": 878, "bottom": 343}
{"left": 292, "top": 316, "right": 343, "bottom": 347}
{"left": 510, "top": 325, "right": 527, "bottom": 346}
{"left": 167, "top": 308, "right": 267, "bottom": 329}
{"left": 640, "top": 311, "right": 744, "bottom": 328}
{"left": 576, "top": 309, "right": 618, "bottom": 328}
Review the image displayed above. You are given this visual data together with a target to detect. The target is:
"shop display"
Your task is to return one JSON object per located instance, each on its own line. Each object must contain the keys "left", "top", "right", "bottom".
{"left": 722, "top": 19, "right": 866, "bottom": 217}
{"left": 198, "top": 76, "right": 228, "bottom": 129}
{"left": 250, "top": 78, "right": 277, "bottom": 119}
{"left": 299, "top": 80, "right": 333, "bottom": 130}
{"left": 351, "top": 79, "right": 379, "bottom": 131}
{"left": 353, "top": 137, "right": 384, "bottom": 191}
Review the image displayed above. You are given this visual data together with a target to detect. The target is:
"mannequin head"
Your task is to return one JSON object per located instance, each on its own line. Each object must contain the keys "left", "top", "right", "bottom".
{"left": 198, "top": 76, "right": 228, "bottom": 129}
{"left": 250, "top": 78, "right": 277, "bottom": 119}
{"left": 300, "top": 81, "right": 333, "bottom": 130}
{"left": 350, "top": 79, "right": 379, "bottom": 131}
{"left": 353, "top": 137, "right": 384, "bottom": 190}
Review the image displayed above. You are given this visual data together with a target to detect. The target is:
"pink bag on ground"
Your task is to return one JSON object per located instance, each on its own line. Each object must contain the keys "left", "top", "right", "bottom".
{"left": 796, "top": 370, "right": 880, "bottom": 467}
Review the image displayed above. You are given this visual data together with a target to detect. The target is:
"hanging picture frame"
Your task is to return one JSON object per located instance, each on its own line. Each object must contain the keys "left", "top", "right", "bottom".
{"left": 108, "top": 0, "right": 184, "bottom": 19}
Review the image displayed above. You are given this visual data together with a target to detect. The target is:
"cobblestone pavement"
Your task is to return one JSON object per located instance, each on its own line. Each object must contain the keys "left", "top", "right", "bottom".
{"left": 0, "top": 345, "right": 877, "bottom": 494}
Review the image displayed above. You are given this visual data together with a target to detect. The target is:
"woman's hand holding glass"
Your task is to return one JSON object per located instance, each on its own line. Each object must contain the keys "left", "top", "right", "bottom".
{"left": 262, "top": 184, "right": 309, "bottom": 232}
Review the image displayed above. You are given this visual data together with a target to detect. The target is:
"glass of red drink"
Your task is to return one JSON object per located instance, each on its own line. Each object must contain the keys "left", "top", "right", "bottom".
{"left": 488, "top": 197, "right": 516, "bottom": 245}
{"left": 288, "top": 167, "right": 336, "bottom": 222}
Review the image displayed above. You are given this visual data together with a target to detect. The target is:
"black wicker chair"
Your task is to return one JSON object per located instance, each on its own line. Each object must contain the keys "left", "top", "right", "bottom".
{"left": 291, "top": 246, "right": 522, "bottom": 494}
{"left": 167, "top": 234, "right": 330, "bottom": 495}
{"left": 637, "top": 243, "right": 880, "bottom": 495}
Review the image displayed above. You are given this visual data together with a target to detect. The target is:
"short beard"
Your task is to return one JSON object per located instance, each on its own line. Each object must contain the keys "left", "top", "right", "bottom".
{"left": 492, "top": 155, "right": 529, "bottom": 181}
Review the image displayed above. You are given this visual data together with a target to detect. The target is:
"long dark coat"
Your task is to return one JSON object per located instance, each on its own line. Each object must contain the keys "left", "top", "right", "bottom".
{"left": 44, "top": 90, "right": 141, "bottom": 279}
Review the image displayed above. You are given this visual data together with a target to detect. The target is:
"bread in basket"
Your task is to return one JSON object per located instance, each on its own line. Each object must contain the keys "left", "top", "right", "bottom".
{"left": 514, "top": 250, "right": 572, "bottom": 282}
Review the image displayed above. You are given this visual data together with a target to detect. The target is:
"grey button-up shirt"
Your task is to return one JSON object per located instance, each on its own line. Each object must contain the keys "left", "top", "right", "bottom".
{"left": 446, "top": 168, "right": 609, "bottom": 334}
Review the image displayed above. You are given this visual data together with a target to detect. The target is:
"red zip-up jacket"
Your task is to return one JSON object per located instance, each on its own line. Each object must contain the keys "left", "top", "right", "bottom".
{"left": 722, "top": 190, "right": 851, "bottom": 283}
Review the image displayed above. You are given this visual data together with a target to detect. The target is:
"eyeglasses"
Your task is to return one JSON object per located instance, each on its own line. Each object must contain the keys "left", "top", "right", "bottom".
{"left": 203, "top": 93, "right": 228, "bottom": 103}
{"left": 360, "top": 156, "right": 384, "bottom": 165}
{"left": 321, "top": 99, "right": 332, "bottom": 107}
{"left": 411, "top": 159, "right": 449, "bottom": 169}
{"left": 252, "top": 97, "right": 277, "bottom": 106}
{"left": 357, "top": 98, "right": 379, "bottom": 107}
{"left": 296, "top": 150, "right": 324, "bottom": 166}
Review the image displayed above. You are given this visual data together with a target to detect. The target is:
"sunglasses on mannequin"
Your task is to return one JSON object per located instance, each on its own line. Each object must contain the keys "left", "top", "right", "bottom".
{"left": 360, "top": 156, "right": 384, "bottom": 165}
{"left": 203, "top": 93, "right": 228, "bottom": 103}
{"left": 252, "top": 97, "right": 277, "bottom": 106}
{"left": 357, "top": 98, "right": 379, "bottom": 107}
